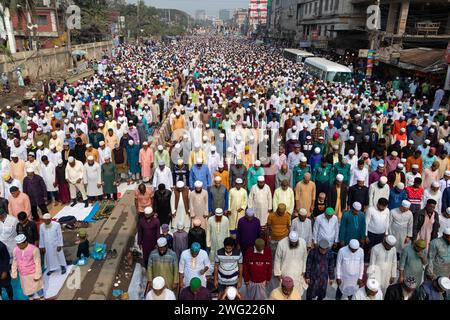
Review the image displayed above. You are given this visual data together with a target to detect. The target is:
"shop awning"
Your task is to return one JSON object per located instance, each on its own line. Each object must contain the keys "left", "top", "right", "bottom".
{"left": 376, "top": 47, "right": 446, "bottom": 73}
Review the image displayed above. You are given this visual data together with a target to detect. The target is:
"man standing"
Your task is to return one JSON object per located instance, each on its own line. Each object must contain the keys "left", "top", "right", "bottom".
{"left": 273, "top": 179, "right": 295, "bottom": 217}
{"left": 368, "top": 176, "right": 390, "bottom": 208}
{"left": 427, "top": 227, "right": 449, "bottom": 278}
{"left": 139, "top": 142, "right": 154, "bottom": 183}
{"left": 389, "top": 200, "right": 414, "bottom": 256}
{"left": 153, "top": 160, "right": 173, "bottom": 190}
{"left": 11, "top": 234, "right": 44, "bottom": 300}
{"left": 368, "top": 235, "right": 397, "bottom": 292}
{"left": 0, "top": 209, "right": 18, "bottom": 259}
{"left": 366, "top": 198, "right": 390, "bottom": 251}
{"left": 339, "top": 202, "right": 366, "bottom": 247}
{"left": 413, "top": 199, "right": 440, "bottom": 247}
{"left": 209, "top": 176, "right": 228, "bottom": 215}
{"left": 399, "top": 240, "right": 428, "bottom": 285}
{"left": 188, "top": 219, "right": 207, "bottom": 250}
{"left": 305, "top": 239, "right": 335, "bottom": 300}
{"left": 243, "top": 238, "right": 272, "bottom": 300}
{"left": 145, "top": 237, "right": 178, "bottom": 295}
{"left": 274, "top": 231, "right": 308, "bottom": 296}
{"left": 348, "top": 178, "right": 369, "bottom": 211}
{"left": 213, "top": 237, "right": 243, "bottom": 293}
{"left": 207, "top": 208, "right": 230, "bottom": 265}
{"left": 138, "top": 207, "right": 160, "bottom": 269}
{"left": 248, "top": 176, "right": 272, "bottom": 227}
{"left": 327, "top": 174, "right": 348, "bottom": 221}
{"left": 313, "top": 207, "right": 339, "bottom": 249}
{"left": 39, "top": 213, "right": 67, "bottom": 276}
{"left": 295, "top": 172, "right": 316, "bottom": 217}
{"left": 267, "top": 204, "right": 291, "bottom": 257}
{"left": 83, "top": 156, "right": 103, "bottom": 203}
{"left": 65, "top": 156, "right": 88, "bottom": 207}
{"left": 0, "top": 240, "right": 13, "bottom": 300}
{"left": 189, "top": 158, "right": 211, "bottom": 190}
{"left": 290, "top": 209, "right": 313, "bottom": 248}
{"left": 227, "top": 178, "right": 248, "bottom": 232}
{"left": 22, "top": 168, "right": 48, "bottom": 221}
{"left": 336, "top": 239, "right": 365, "bottom": 300}
{"left": 236, "top": 208, "right": 261, "bottom": 257}
{"left": 179, "top": 242, "right": 210, "bottom": 289}
{"left": 171, "top": 181, "right": 190, "bottom": 231}
{"left": 189, "top": 181, "right": 209, "bottom": 229}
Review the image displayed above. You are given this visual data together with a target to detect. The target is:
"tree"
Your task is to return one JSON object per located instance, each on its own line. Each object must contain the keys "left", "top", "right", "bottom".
{"left": 71, "top": 0, "right": 110, "bottom": 44}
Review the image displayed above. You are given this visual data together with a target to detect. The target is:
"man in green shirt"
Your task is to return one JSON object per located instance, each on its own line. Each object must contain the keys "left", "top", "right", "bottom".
{"left": 292, "top": 158, "right": 310, "bottom": 188}
{"left": 399, "top": 239, "right": 428, "bottom": 286}
{"left": 339, "top": 202, "right": 366, "bottom": 246}
{"left": 333, "top": 158, "right": 351, "bottom": 186}
{"left": 427, "top": 228, "right": 450, "bottom": 278}
{"left": 313, "top": 158, "right": 332, "bottom": 196}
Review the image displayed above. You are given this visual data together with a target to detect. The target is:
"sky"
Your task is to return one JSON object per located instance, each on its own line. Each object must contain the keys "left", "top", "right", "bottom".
{"left": 128, "top": 0, "right": 250, "bottom": 17}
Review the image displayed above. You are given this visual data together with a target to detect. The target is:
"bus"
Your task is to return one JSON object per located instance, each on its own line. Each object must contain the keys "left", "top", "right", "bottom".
{"left": 283, "top": 48, "right": 315, "bottom": 63}
{"left": 304, "top": 57, "right": 352, "bottom": 83}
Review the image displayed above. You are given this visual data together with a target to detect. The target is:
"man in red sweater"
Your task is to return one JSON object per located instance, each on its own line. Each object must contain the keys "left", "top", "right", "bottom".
{"left": 243, "top": 238, "right": 272, "bottom": 300}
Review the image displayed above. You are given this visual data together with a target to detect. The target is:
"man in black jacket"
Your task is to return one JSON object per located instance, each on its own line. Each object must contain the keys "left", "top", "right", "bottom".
{"left": 348, "top": 178, "right": 369, "bottom": 211}
{"left": 188, "top": 218, "right": 207, "bottom": 250}
{"left": 0, "top": 240, "right": 13, "bottom": 300}
{"left": 413, "top": 199, "right": 440, "bottom": 245}
{"left": 385, "top": 276, "right": 420, "bottom": 300}
{"left": 327, "top": 174, "right": 348, "bottom": 216}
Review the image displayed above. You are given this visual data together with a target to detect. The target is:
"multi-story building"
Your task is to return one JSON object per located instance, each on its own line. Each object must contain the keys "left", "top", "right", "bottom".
{"left": 195, "top": 10, "right": 207, "bottom": 21}
{"left": 234, "top": 8, "right": 249, "bottom": 28}
{"left": 269, "top": 0, "right": 298, "bottom": 43}
{"left": 219, "top": 9, "right": 231, "bottom": 21}
{"left": 249, "top": 0, "right": 268, "bottom": 32}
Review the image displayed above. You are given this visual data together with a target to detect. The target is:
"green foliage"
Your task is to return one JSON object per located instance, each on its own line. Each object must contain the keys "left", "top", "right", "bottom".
{"left": 71, "top": 0, "right": 111, "bottom": 44}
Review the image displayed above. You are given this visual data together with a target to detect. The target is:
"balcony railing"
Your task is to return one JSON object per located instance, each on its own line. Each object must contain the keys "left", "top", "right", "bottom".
{"left": 415, "top": 22, "right": 440, "bottom": 35}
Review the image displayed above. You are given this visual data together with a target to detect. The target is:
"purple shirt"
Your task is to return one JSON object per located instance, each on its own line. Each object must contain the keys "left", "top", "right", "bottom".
{"left": 179, "top": 287, "right": 211, "bottom": 300}
{"left": 128, "top": 127, "right": 140, "bottom": 145}
{"left": 236, "top": 216, "right": 261, "bottom": 256}
{"left": 369, "top": 171, "right": 386, "bottom": 186}
{"left": 23, "top": 175, "right": 48, "bottom": 206}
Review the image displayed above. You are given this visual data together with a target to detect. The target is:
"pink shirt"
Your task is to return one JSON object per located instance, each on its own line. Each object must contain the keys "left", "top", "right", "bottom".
{"left": 14, "top": 244, "right": 37, "bottom": 276}
{"left": 8, "top": 192, "right": 31, "bottom": 219}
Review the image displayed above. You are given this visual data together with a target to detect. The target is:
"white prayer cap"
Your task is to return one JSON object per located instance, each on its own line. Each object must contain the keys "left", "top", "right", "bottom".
{"left": 429, "top": 128, "right": 435, "bottom": 134}
{"left": 352, "top": 202, "right": 362, "bottom": 211}
{"left": 378, "top": 163, "right": 385, "bottom": 168}
{"left": 391, "top": 151, "right": 398, "bottom": 157}
{"left": 26, "top": 167, "right": 34, "bottom": 173}
{"left": 439, "top": 139, "right": 445, "bottom": 145}
{"left": 37, "top": 141, "right": 43, "bottom": 147}
{"left": 194, "top": 143, "right": 201, "bottom": 149}
{"left": 218, "top": 163, "right": 224, "bottom": 168}
{"left": 257, "top": 176, "right": 265, "bottom": 182}
{"left": 49, "top": 144, "right": 56, "bottom": 149}
{"left": 196, "top": 157, "right": 203, "bottom": 164}
{"left": 300, "top": 157, "right": 307, "bottom": 162}
{"left": 425, "top": 139, "right": 431, "bottom": 145}
{"left": 15, "top": 234, "right": 27, "bottom": 244}
{"left": 417, "top": 126, "right": 423, "bottom": 131}
{"left": 288, "top": 231, "right": 299, "bottom": 243}
{"left": 299, "top": 208, "right": 307, "bottom": 216}
{"left": 58, "top": 159, "right": 63, "bottom": 165}
{"left": 11, "top": 153, "right": 18, "bottom": 158}
{"left": 438, "top": 277, "right": 450, "bottom": 291}
{"left": 349, "top": 239, "right": 360, "bottom": 250}
{"left": 210, "top": 146, "right": 217, "bottom": 152}
{"left": 349, "top": 149, "right": 355, "bottom": 155}
{"left": 143, "top": 141, "right": 149, "bottom": 146}
{"left": 144, "top": 207, "right": 153, "bottom": 215}
{"left": 99, "top": 141, "right": 105, "bottom": 146}
{"left": 157, "top": 237, "right": 167, "bottom": 248}
{"left": 366, "top": 278, "right": 380, "bottom": 292}
{"left": 87, "top": 156, "right": 94, "bottom": 161}
{"left": 408, "top": 140, "right": 414, "bottom": 145}
{"left": 177, "top": 222, "right": 185, "bottom": 230}
{"left": 443, "top": 227, "right": 450, "bottom": 235}
{"left": 194, "top": 181, "right": 203, "bottom": 188}
{"left": 226, "top": 286, "right": 237, "bottom": 300}
{"left": 385, "top": 235, "right": 397, "bottom": 246}
{"left": 445, "top": 170, "right": 450, "bottom": 176}
{"left": 349, "top": 136, "right": 355, "bottom": 141}
{"left": 431, "top": 181, "right": 440, "bottom": 188}
{"left": 68, "top": 156, "right": 75, "bottom": 163}
{"left": 401, "top": 158, "right": 406, "bottom": 163}
{"left": 379, "top": 176, "right": 388, "bottom": 185}
{"left": 214, "top": 176, "right": 222, "bottom": 182}
{"left": 152, "top": 276, "right": 165, "bottom": 290}
{"left": 397, "top": 163, "right": 404, "bottom": 169}
{"left": 402, "top": 200, "right": 411, "bottom": 208}
{"left": 447, "top": 207, "right": 450, "bottom": 215}
{"left": 42, "top": 213, "right": 52, "bottom": 220}
{"left": 333, "top": 145, "right": 339, "bottom": 150}
{"left": 37, "top": 127, "right": 42, "bottom": 132}
{"left": 215, "top": 208, "right": 223, "bottom": 216}
{"left": 86, "top": 144, "right": 92, "bottom": 148}
{"left": 157, "top": 145, "right": 163, "bottom": 151}
{"left": 412, "top": 164, "right": 419, "bottom": 169}
{"left": 336, "top": 174, "right": 344, "bottom": 182}
{"left": 176, "top": 181, "right": 185, "bottom": 188}
{"left": 236, "top": 178, "right": 243, "bottom": 184}
{"left": 396, "top": 182, "right": 405, "bottom": 190}
{"left": 254, "top": 160, "right": 261, "bottom": 167}
{"left": 314, "top": 147, "right": 321, "bottom": 154}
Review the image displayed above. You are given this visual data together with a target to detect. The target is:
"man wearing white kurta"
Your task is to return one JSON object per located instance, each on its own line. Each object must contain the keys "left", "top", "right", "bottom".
{"left": 39, "top": 213, "right": 67, "bottom": 275}
{"left": 336, "top": 239, "right": 364, "bottom": 300}
{"left": 66, "top": 156, "right": 88, "bottom": 207}
{"left": 206, "top": 209, "right": 230, "bottom": 265}
{"left": 0, "top": 210, "right": 18, "bottom": 261}
{"left": 153, "top": 160, "right": 174, "bottom": 189}
{"left": 389, "top": 200, "right": 413, "bottom": 255}
{"left": 83, "top": 156, "right": 103, "bottom": 200}
{"left": 41, "top": 158, "right": 57, "bottom": 199}
{"left": 290, "top": 209, "right": 313, "bottom": 248}
{"left": 368, "top": 177, "right": 390, "bottom": 208}
{"left": 0, "top": 153, "right": 11, "bottom": 178}
{"left": 171, "top": 181, "right": 190, "bottom": 230}
{"left": 248, "top": 176, "right": 272, "bottom": 226}
{"left": 98, "top": 141, "right": 112, "bottom": 165}
{"left": 227, "top": 179, "right": 248, "bottom": 232}
{"left": 274, "top": 231, "right": 308, "bottom": 296}
{"left": 272, "top": 181, "right": 295, "bottom": 216}
{"left": 206, "top": 146, "right": 221, "bottom": 176}
{"left": 368, "top": 235, "right": 398, "bottom": 293}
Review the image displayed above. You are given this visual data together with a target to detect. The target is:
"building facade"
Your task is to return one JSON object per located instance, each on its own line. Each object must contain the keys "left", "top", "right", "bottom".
{"left": 249, "top": 0, "right": 269, "bottom": 32}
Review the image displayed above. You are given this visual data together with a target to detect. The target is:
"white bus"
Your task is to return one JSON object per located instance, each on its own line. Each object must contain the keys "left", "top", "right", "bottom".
{"left": 283, "top": 48, "right": 315, "bottom": 63}
{"left": 304, "top": 57, "right": 352, "bottom": 83}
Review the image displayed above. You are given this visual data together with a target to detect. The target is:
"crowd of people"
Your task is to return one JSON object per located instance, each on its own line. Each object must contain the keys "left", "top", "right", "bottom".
{"left": 0, "top": 36, "right": 449, "bottom": 301}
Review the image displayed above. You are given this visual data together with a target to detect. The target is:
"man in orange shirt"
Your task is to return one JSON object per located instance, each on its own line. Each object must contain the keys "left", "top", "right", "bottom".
{"left": 267, "top": 203, "right": 291, "bottom": 259}
{"left": 8, "top": 187, "right": 31, "bottom": 220}
{"left": 406, "top": 150, "right": 424, "bottom": 174}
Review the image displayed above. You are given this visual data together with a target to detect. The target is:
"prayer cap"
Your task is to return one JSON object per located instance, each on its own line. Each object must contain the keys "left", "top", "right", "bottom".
{"left": 2, "top": 174, "right": 10, "bottom": 182}
{"left": 99, "top": 141, "right": 105, "bottom": 146}
{"left": 396, "top": 182, "right": 405, "bottom": 190}
{"left": 379, "top": 176, "right": 388, "bottom": 185}
{"left": 157, "top": 237, "right": 167, "bottom": 247}
{"left": 349, "top": 239, "right": 360, "bottom": 250}
{"left": 87, "top": 156, "right": 94, "bottom": 161}
{"left": 192, "top": 218, "right": 202, "bottom": 227}
{"left": 177, "top": 222, "right": 184, "bottom": 230}
{"left": 176, "top": 181, "right": 185, "bottom": 188}
{"left": 144, "top": 207, "right": 153, "bottom": 215}
{"left": 190, "top": 277, "right": 202, "bottom": 290}
{"left": 412, "top": 164, "right": 419, "bottom": 169}
{"left": 438, "top": 277, "right": 450, "bottom": 291}
{"left": 366, "top": 278, "right": 380, "bottom": 292}
{"left": 404, "top": 276, "right": 417, "bottom": 289}
{"left": 254, "top": 160, "right": 261, "bottom": 167}
{"left": 214, "top": 176, "right": 222, "bottom": 182}
{"left": 226, "top": 287, "right": 237, "bottom": 300}
{"left": 15, "top": 234, "right": 27, "bottom": 244}
{"left": 78, "top": 229, "right": 87, "bottom": 238}
{"left": 352, "top": 202, "right": 362, "bottom": 211}
{"left": 191, "top": 242, "right": 201, "bottom": 252}
{"left": 391, "top": 151, "right": 398, "bottom": 157}
{"left": 325, "top": 207, "right": 334, "bottom": 216}
{"left": 218, "top": 163, "right": 224, "bottom": 168}
{"left": 257, "top": 176, "right": 265, "bottom": 182}
{"left": 318, "top": 239, "right": 329, "bottom": 249}
{"left": 43, "top": 213, "right": 52, "bottom": 220}
{"left": 254, "top": 238, "right": 265, "bottom": 251}
{"left": 445, "top": 171, "right": 450, "bottom": 176}
{"left": 299, "top": 208, "right": 307, "bottom": 216}
{"left": 86, "top": 144, "right": 92, "bottom": 148}
{"left": 314, "top": 147, "right": 321, "bottom": 154}
{"left": 152, "top": 276, "right": 165, "bottom": 290}
{"left": 236, "top": 178, "right": 243, "bottom": 184}
{"left": 397, "top": 163, "right": 404, "bottom": 169}
{"left": 196, "top": 157, "right": 203, "bottom": 164}
{"left": 157, "top": 145, "right": 163, "bottom": 151}
{"left": 37, "top": 141, "right": 43, "bottom": 147}
{"left": 415, "top": 239, "right": 426, "bottom": 249}
{"left": 158, "top": 160, "right": 165, "bottom": 166}
{"left": 246, "top": 208, "right": 255, "bottom": 216}
{"left": 300, "top": 157, "right": 307, "bottom": 162}
{"left": 194, "top": 181, "right": 203, "bottom": 188}
{"left": 289, "top": 231, "right": 299, "bottom": 242}
{"left": 443, "top": 227, "right": 450, "bottom": 235}
{"left": 281, "top": 276, "right": 294, "bottom": 289}
{"left": 215, "top": 208, "right": 223, "bottom": 216}
{"left": 336, "top": 174, "right": 344, "bottom": 182}
{"left": 385, "top": 235, "right": 397, "bottom": 246}
{"left": 26, "top": 168, "right": 34, "bottom": 173}
{"left": 11, "top": 153, "right": 18, "bottom": 158}
{"left": 402, "top": 200, "right": 411, "bottom": 208}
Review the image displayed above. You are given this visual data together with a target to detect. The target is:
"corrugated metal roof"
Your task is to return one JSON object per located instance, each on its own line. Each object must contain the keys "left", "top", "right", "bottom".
{"left": 399, "top": 47, "right": 444, "bottom": 68}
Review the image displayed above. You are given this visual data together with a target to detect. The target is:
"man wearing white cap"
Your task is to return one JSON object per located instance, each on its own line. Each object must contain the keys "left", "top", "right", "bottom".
{"left": 83, "top": 155, "right": 103, "bottom": 202}
{"left": 189, "top": 181, "right": 209, "bottom": 229}
{"left": 368, "top": 176, "right": 390, "bottom": 208}
{"left": 405, "top": 164, "right": 421, "bottom": 187}
{"left": 248, "top": 175, "right": 272, "bottom": 226}
{"left": 171, "top": 181, "right": 190, "bottom": 231}
{"left": 206, "top": 145, "right": 221, "bottom": 177}
{"left": 154, "top": 144, "right": 170, "bottom": 168}
{"left": 439, "top": 170, "right": 450, "bottom": 192}
{"left": 423, "top": 181, "right": 442, "bottom": 214}
{"left": 153, "top": 160, "right": 173, "bottom": 190}
{"left": 39, "top": 213, "right": 67, "bottom": 276}
{"left": 207, "top": 208, "right": 230, "bottom": 265}
{"left": 228, "top": 178, "right": 248, "bottom": 233}
{"left": 353, "top": 278, "right": 383, "bottom": 300}
{"left": 11, "top": 234, "right": 44, "bottom": 299}
{"left": 427, "top": 227, "right": 450, "bottom": 278}
{"left": 438, "top": 207, "right": 450, "bottom": 237}
{"left": 368, "top": 235, "right": 397, "bottom": 292}
{"left": 188, "top": 143, "right": 205, "bottom": 169}
{"left": 145, "top": 276, "right": 176, "bottom": 300}
{"left": 417, "top": 276, "right": 450, "bottom": 300}
{"left": 389, "top": 200, "right": 413, "bottom": 255}
{"left": 189, "top": 157, "right": 211, "bottom": 190}
{"left": 65, "top": 156, "right": 88, "bottom": 207}
{"left": 25, "top": 152, "right": 41, "bottom": 175}
{"left": 366, "top": 197, "right": 390, "bottom": 253}
{"left": 247, "top": 160, "right": 264, "bottom": 191}
{"left": 336, "top": 239, "right": 364, "bottom": 300}
{"left": 290, "top": 209, "right": 312, "bottom": 248}
{"left": 339, "top": 202, "right": 366, "bottom": 247}
{"left": 98, "top": 140, "right": 111, "bottom": 166}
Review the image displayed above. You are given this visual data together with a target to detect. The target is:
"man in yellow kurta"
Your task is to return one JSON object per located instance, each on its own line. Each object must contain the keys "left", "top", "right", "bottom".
{"left": 273, "top": 179, "right": 295, "bottom": 216}
{"left": 207, "top": 208, "right": 230, "bottom": 265}
{"left": 227, "top": 178, "right": 248, "bottom": 234}
{"left": 188, "top": 144, "right": 206, "bottom": 169}
{"left": 10, "top": 155, "right": 26, "bottom": 182}
{"left": 295, "top": 172, "right": 316, "bottom": 217}
{"left": 85, "top": 144, "right": 99, "bottom": 163}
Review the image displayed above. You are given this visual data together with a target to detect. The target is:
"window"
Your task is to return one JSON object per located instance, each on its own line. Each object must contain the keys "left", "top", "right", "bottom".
{"left": 334, "top": 0, "right": 339, "bottom": 11}
{"left": 329, "top": 0, "right": 333, "bottom": 11}
{"left": 36, "top": 15, "right": 48, "bottom": 26}
{"left": 325, "top": 0, "right": 329, "bottom": 12}
{"left": 314, "top": 1, "right": 318, "bottom": 14}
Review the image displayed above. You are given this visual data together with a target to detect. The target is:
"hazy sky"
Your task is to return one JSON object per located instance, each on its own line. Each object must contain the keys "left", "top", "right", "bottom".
{"left": 129, "top": 0, "right": 250, "bottom": 17}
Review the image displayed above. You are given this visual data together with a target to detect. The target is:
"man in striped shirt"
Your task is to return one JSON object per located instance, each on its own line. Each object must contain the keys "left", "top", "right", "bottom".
{"left": 213, "top": 237, "right": 243, "bottom": 293}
